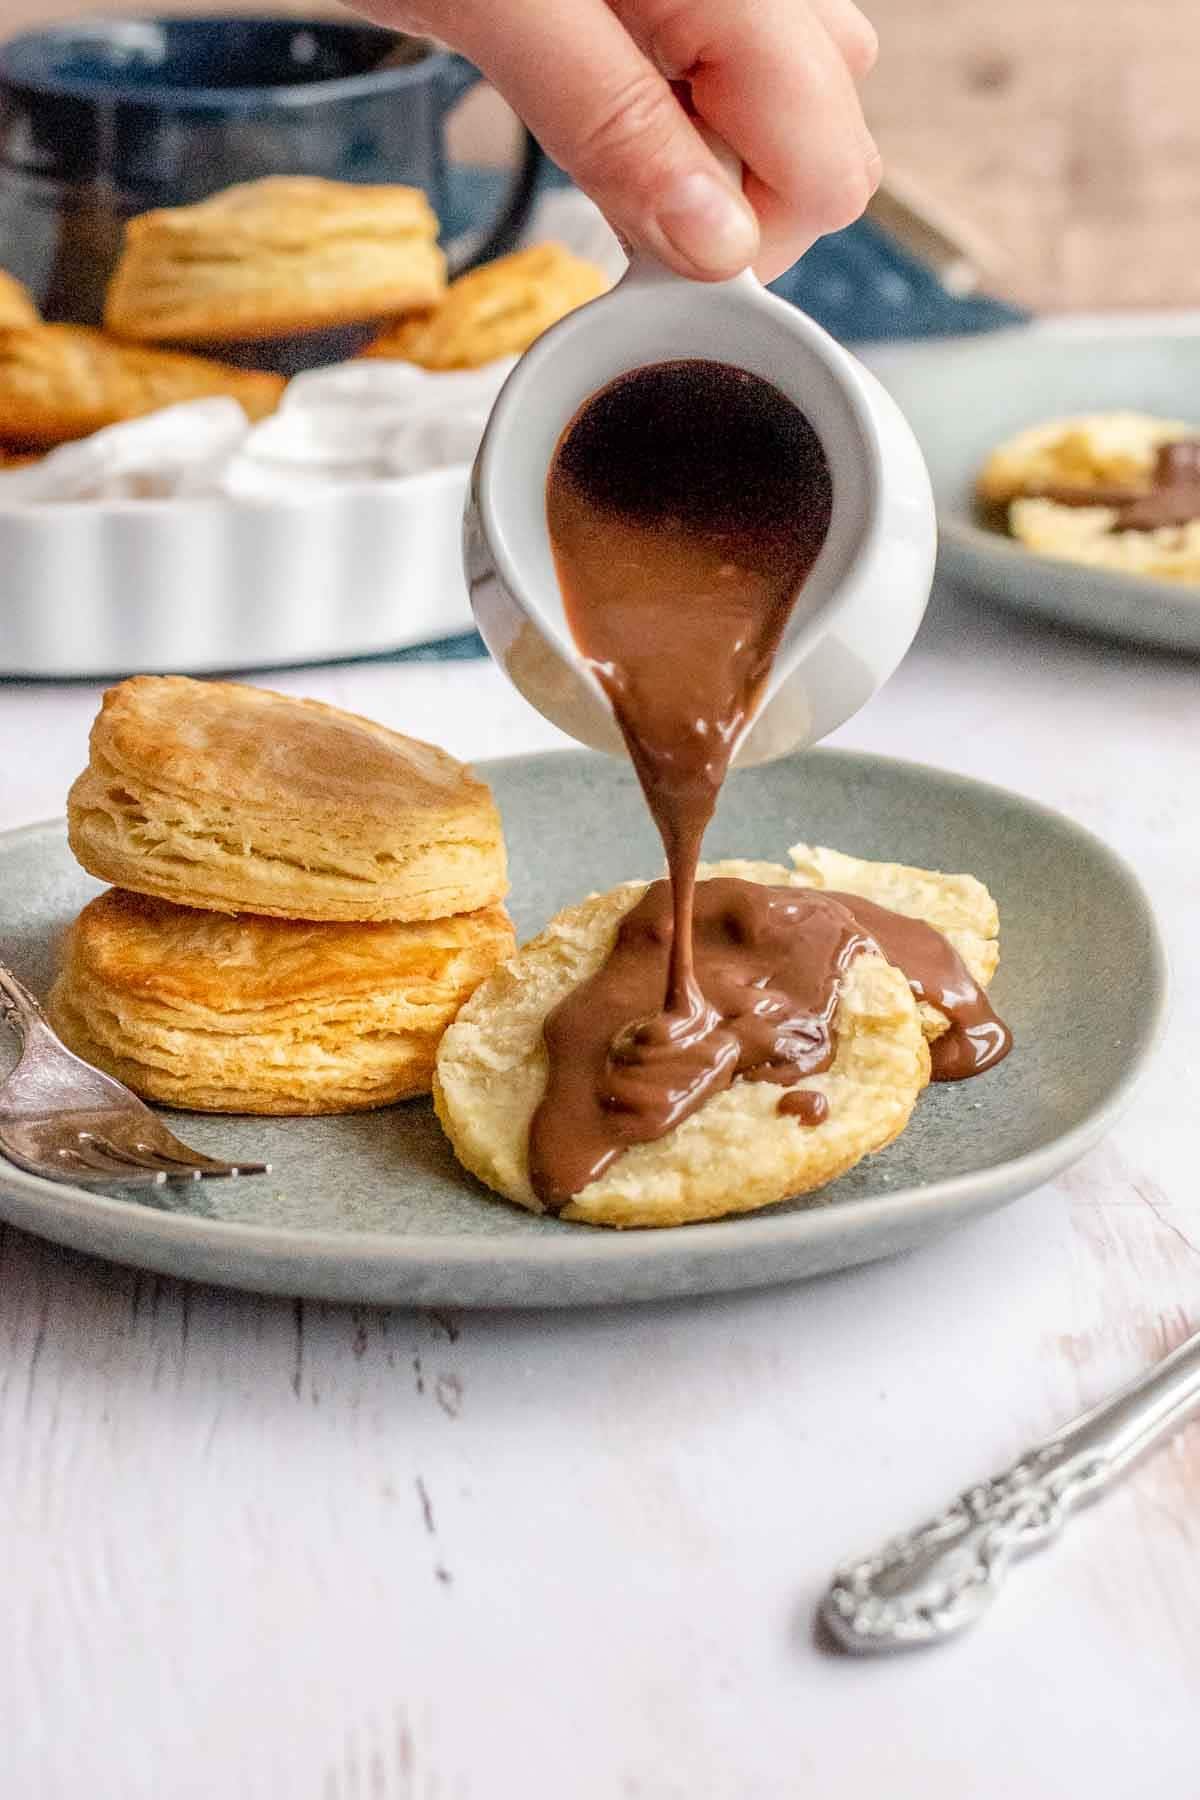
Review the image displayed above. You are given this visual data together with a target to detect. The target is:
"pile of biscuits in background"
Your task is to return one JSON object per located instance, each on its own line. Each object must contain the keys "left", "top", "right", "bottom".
{"left": 0, "top": 173, "right": 609, "bottom": 465}
{"left": 49, "top": 674, "right": 515, "bottom": 1114}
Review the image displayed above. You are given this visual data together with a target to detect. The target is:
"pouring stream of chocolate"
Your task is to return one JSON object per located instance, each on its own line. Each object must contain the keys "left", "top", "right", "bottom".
{"left": 545, "top": 360, "right": 830, "bottom": 1023}
{"left": 533, "top": 359, "right": 1010, "bottom": 1211}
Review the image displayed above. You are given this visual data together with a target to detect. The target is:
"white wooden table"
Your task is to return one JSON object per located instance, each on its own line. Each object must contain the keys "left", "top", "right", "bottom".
{"left": 2, "top": 581, "right": 1198, "bottom": 1798}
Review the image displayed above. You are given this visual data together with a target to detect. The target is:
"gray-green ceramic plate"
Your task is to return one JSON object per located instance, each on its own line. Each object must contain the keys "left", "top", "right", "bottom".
{"left": 0, "top": 749, "right": 1166, "bottom": 1307}
{"left": 865, "top": 330, "right": 1200, "bottom": 652}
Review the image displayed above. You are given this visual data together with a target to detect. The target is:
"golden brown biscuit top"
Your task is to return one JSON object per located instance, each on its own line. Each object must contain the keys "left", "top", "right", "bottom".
{"left": 0, "top": 269, "right": 39, "bottom": 329}
{"left": 68, "top": 888, "right": 514, "bottom": 1007}
{"left": 365, "top": 241, "right": 611, "bottom": 368}
{"left": 124, "top": 176, "right": 439, "bottom": 254}
{"left": 0, "top": 324, "right": 284, "bottom": 431}
{"left": 92, "top": 676, "right": 493, "bottom": 820}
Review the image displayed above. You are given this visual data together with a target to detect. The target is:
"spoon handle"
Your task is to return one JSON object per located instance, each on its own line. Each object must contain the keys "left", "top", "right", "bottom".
{"left": 822, "top": 1321, "right": 1200, "bottom": 1652}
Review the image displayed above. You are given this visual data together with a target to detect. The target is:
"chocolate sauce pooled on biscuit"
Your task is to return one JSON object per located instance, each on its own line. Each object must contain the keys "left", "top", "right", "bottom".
{"left": 535, "top": 359, "right": 1009, "bottom": 1211}
{"left": 778, "top": 1088, "right": 831, "bottom": 1124}
{"left": 821, "top": 891, "right": 1011, "bottom": 1081}
{"left": 1038, "top": 440, "right": 1200, "bottom": 531}
{"left": 530, "top": 880, "right": 873, "bottom": 1207}
{"left": 527, "top": 877, "right": 1012, "bottom": 1208}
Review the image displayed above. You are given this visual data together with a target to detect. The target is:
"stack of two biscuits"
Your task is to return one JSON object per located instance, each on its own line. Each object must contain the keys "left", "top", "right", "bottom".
{"left": 50, "top": 677, "right": 514, "bottom": 1115}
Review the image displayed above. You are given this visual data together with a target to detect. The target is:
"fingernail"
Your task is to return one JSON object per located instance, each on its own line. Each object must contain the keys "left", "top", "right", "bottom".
{"left": 657, "top": 171, "right": 759, "bottom": 276}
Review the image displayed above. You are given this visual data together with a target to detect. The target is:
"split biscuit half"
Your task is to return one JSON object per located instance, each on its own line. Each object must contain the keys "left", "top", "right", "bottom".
{"left": 434, "top": 867, "right": 930, "bottom": 1229}
{"left": 976, "top": 411, "right": 1197, "bottom": 507}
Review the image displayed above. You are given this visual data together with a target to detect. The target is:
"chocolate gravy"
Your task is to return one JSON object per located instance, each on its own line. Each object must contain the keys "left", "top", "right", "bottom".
{"left": 546, "top": 359, "right": 833, "bottom": 1019}
{"left": 527, "top": 877, "right": 1012, "bottom": 1209}
{"left": 1038, "top": 440, "right": 1200, "bottom": 531}
{"left": 535, "top": 358, "right": 1010, "bottom": 1210}
{"left": 529, "top": 879, "right": 874, "bottom": 1209}
{"left": 820, "top": 891, "right": 1011, "bottom": 1082}
{"left": 777, "top": 1088, "right": 831, "bottom": 1125}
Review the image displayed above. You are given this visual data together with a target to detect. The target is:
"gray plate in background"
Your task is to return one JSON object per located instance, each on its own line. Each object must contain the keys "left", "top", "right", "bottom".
{"left": 865, "top": 330, "right": 1200, "bottom": 652}
{"left": 0, "top": 749, "right": 1167, "bottom": 1307}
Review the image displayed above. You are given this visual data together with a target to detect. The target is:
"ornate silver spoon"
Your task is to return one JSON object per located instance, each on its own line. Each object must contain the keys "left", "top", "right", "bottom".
{"left": 822, "top": 1321, "right": 1200, "bottom": 1652}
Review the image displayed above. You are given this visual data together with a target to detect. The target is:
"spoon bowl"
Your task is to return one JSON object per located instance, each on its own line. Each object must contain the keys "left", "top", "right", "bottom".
{"left": 464, "top": 255, "right": 936, "bottom": 764}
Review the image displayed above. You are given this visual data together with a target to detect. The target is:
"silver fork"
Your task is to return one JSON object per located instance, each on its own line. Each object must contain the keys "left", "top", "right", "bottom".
{"left": 0, "top": 960, "right": 269, "bottom": 1187}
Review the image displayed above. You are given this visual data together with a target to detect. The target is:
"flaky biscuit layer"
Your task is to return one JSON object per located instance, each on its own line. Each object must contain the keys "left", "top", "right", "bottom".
{"left": 434, "top": 869, "right": 930, "bottom": 1229}
{"left": 0, "top": 326, "right": 283, "bottom": 448}
{"left": 363, "top": 242, "right": 610, "bottom": 369}
{"left": 976, "top": 411, "right": 1197, "bottom": 506}
{"left": 1008, "top": 497, "right": 1200, "bottom": 584}
{"left": 68, "top": 677, "right": 508, "bottom": 923}
{"left": 105, "top": 176, "right": 446, "bottom": 343}
{"left": 0, "top": 269, "right": 39, "bottom": 329}
{"left": 50, "top": 888, "right": 515, "bottom": 1115}
{"left": 783, "top": 843, "right": 1000, "bottom": 1045}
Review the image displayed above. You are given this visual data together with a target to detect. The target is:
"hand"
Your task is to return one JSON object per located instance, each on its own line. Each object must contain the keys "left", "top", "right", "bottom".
{"left": 356, "top": 0, "right": 880, "bottom": 282}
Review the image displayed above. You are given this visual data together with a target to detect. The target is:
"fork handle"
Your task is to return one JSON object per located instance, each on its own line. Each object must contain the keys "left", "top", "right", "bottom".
{"left": 0, "top": 960, "right": 56, "bottom": 1046}
{"left": 822, "top": 1321, "right": 1200, "bottom": 1652}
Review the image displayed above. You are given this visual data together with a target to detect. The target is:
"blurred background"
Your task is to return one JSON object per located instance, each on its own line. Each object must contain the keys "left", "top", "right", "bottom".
{"left": 7, "top": 0, "right": 1197, "bottom": 314}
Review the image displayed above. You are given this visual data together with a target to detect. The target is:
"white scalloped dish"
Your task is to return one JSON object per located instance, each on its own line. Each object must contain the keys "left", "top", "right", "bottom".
{"left": 0, "top": 356, "right": 523, "bottom": 677}
{"left": 0, "top": 467, "right": 474, "bottom": 678}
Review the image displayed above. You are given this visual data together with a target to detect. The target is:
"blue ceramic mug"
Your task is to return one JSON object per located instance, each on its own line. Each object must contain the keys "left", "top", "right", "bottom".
{"left": 0, "top": 15, "right": 545, "bottom": 353}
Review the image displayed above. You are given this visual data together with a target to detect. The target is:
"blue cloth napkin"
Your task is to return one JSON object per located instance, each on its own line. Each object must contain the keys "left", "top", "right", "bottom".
{"left": 768, "top": 215, "right": 1025, "bottom": 342}
{"left": 445, "top": 163, "right": 1027, "bottom": 344}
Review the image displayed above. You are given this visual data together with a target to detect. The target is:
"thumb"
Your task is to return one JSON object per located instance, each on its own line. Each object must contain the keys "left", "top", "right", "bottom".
{"left": 449, "top": 0, "right": 760, "bottom": 280}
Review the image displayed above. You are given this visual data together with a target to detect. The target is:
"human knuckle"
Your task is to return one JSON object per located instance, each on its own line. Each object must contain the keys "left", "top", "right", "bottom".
{"left": 639, "top": 0, "right": 703, "bottom": 76}
{"left": 573, "top": 68, "right": 680, "bottom": 186}
{"left": 844, "top": 13, "right": 879, "bottom": 78}
{"left": 817, "top": 158, "right": 875, "bottom": 229}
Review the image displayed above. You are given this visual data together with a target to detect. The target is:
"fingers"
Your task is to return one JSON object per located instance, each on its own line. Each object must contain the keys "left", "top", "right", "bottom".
{"left": 611, "top": 0, "right": 882, "bottom": 281}
{"left": 444, "top": 0, "right": 760, "bottom": 280}
{"left": 807, "top": 0, "right": 880, "bottom": 80}
{"left": 355, "top": 0, "right": 879, "bottom": 284}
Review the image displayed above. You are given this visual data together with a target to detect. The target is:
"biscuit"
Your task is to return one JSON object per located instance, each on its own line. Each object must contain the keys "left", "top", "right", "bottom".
{"left": 433, "top": 868, "right": 930, "bottom": 1228}
{"left": 68, "top": 676, "right": 508, "bottom": 923}
{"left": 1008, "top": 496, "right": 1200, "bottom": 584}
{"left": 977, "top": 411, "right": 1197, "bottom": 506}
{"left": 0, "top": 326, "right": 283, "bottom": 448}
{"left": 49, "top": 888, "right": 515, "bottom": 1115}
{"left": 362, "top": 242, "right": 610, "bottom": 369}
{"left": 105, "top": 176, "right": 446, "bottom": 344}
{"left": 783, "top": 843, "right": 1000, "bottom": 1047}
{"left": 0, "top": 269, "right": 38, "bottom": 328}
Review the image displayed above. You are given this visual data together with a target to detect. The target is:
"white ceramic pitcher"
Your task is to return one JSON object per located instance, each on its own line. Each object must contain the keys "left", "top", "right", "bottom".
{"left": 463, "top": 250, "right": 936, "bottom": 766}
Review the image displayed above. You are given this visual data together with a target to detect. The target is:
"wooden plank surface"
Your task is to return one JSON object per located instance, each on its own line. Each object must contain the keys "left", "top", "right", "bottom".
{"left": 3, "top": 0, "right": 1196, "bottom": 312}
